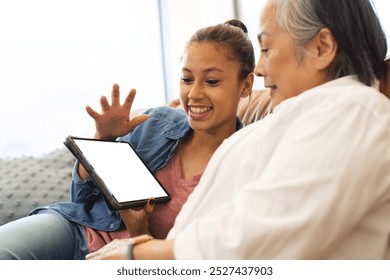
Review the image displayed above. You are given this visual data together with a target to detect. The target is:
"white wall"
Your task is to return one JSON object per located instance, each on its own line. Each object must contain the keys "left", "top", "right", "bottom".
{"left": 237, "top": 0, "right": 267, "bottom": 89}
{"left": 372, "top": 0, "right": 390, "bottom": 57}
{"left": 162, "top": 0, "right": 235, "bottom": 101}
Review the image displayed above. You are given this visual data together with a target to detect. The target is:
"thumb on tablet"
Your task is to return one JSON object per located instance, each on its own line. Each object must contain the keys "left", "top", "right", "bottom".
{"left": 119, "top": 197, "right": 155, "bottom": 236}
{"left": 144, "top": 197, "right": 155, "bottom": 215}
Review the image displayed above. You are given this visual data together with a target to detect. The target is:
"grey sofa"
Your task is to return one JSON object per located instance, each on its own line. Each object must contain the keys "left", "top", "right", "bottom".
{"left": 0, "top": 148, "right": 74, "bottom": 225}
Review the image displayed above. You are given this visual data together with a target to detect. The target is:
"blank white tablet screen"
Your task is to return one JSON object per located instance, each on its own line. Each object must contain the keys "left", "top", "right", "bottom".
{"left": 73, "top": 139, "right": 167, "bottom": 203}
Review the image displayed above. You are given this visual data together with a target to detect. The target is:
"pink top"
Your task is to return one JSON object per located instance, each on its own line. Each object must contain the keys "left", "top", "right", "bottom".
{"left": 84, "top": 149, "right": 201, "bottom": 253}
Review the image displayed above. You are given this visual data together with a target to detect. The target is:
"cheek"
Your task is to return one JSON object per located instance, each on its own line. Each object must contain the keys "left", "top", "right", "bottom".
{"left": 215, "top": 88, "right": 241, "bottom": 112}
{"left": 179, "top": 82, "right": 190, "bottom": 98}
{"left": 268, "top": 58, "right": 299, "bottom": 89}
{"left": 179, "top": 86, "right": 189, "bottom": 108}
{"left": 264, "top": 56, "right": 282, "bottom": 83}
{"left": 266, "top": 54, "right": 285, "bottom": 77}
{"left": 266, "top": 47, "right": 297, "bottom": 77}
{"left": 179, "top": 90, "right": 187, "bottom": 100}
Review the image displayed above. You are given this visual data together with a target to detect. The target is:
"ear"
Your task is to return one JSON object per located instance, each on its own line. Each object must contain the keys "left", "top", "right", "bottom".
{"left": 306, "top": 27, "right": 337, "bottom": 70}
{"left": 240, "top": 72, "right": 254, "bottom": 98}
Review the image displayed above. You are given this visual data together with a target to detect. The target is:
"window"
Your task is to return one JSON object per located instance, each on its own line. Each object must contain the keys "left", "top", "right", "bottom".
{"left": 161, "top": 0, "right": 235, "bottom": 101}
{"left": 0, "top": 0, "right": 165, "bottom": 157}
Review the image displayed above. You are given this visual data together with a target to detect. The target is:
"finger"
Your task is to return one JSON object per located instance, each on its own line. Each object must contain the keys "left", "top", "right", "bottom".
{"left": 111, "top": 83, "right": 120, "bottom": 106}
{"left": 123, "top": 88, "right": 136, "bottom": 110}
{"left": 100, "top": 95, "right": 110, "bottom": 112}
{"left": 85, "top": 105, "right": 100, "bottom": 119}
{"left": 168, "top": 99, "right": 181, "bottom": 108}
{"left": 86, "top": 250, "right": 100, "bottom": 260}
{"left": 86, "top": 239, "right": 124, "bottom": 260}
{"left": 119, "top": 208, "right": 137, "bottom": 221}
{"left": 128, "top": 114, "right": 149, "bottom": 131}
{"left": 144, "top": 198, "right": 155, "bottom": 215}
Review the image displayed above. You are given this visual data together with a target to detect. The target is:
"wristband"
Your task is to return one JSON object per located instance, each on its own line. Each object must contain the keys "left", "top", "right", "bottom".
{"left": 127, "top": 234, "right": 153, "bottom": 260}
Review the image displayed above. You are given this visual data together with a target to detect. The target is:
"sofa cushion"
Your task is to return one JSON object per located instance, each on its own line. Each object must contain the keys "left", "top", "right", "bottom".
{"left": 0, "top": 148, "right": 74, "bottom": 225}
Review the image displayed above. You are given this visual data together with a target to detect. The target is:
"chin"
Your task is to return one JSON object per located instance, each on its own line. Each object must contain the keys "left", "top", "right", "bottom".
{"left": 188, "top": 121, "right": 209, "bottom": 131}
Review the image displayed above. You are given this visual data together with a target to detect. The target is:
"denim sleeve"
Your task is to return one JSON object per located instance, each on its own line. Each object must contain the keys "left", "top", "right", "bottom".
{"left": 70, "top": 160, "right": 100, "bottom": 203}
{"left": 119, "top": 106, "right": 188, "bottom": 173}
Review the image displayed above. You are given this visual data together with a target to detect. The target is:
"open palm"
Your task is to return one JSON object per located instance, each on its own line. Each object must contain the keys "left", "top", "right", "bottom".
{"left": 86, "top": 84, "right": 148, "bottom": 140}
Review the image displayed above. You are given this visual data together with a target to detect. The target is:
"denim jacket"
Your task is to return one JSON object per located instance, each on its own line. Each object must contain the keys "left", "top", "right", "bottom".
{"left": 30, "top": 106, "right": 243, "bottom": 231}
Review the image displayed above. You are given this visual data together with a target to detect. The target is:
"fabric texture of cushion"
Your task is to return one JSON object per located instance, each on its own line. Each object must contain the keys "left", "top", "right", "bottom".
{"left": 0, "top": 148, "right": 73, "bottom": 225}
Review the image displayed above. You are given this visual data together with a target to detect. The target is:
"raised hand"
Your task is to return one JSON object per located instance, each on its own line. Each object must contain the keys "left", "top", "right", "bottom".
{"left": 85, "top": 84, "right": 148, "bottom": 140}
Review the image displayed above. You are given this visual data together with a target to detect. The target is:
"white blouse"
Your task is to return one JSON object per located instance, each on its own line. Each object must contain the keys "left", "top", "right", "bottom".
{"left": 168, "top": 76, "right": 390, "bottom": 259}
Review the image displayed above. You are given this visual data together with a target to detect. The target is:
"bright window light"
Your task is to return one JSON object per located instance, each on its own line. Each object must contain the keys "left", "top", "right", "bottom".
{"left": 0, "top": 0, "right": 165, "bottom": 157}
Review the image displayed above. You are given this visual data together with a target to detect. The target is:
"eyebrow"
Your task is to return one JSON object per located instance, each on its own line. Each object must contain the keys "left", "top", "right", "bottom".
{"left": 182, "top": 67, "right": 224, "bottom": 74}
{"left": 257, "top": 31, "right": 269, "bottom": 42}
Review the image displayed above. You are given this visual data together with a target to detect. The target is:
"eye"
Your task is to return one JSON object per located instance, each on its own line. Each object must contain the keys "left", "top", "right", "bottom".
{"left": 261, "top": 48, "right": 269, "bottom": 54}
{"left": 206, "top": 79, "right": 219, "bottom": 86}
{"left": 180, "top": 76, "right": 193, "bottom": 84}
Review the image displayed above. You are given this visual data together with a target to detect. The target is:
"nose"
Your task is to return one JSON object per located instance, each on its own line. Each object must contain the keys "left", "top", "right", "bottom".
{"left": 188, "top": 81, "right": 205, "bottom": 100}
{"left": 254, "top": 54, "right": 266, "bottom": 78}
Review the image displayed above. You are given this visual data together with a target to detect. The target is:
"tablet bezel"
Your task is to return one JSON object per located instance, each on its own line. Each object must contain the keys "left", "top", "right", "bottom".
{"left": 64, "top": 135, "right": 171, "bottom": 210}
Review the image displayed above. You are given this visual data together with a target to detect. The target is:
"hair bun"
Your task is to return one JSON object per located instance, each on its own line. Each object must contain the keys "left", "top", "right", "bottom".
{"left": 224, "top": 19, "right": 248, "bottom": 36}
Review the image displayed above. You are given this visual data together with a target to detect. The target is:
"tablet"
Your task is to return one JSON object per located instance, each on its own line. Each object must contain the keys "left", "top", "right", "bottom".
{"left": 64, "top": 136, "right": 171, "bottom": 210}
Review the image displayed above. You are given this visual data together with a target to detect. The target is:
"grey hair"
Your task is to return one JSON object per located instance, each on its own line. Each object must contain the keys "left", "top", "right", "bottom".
{"left": 269, "top": 0, "right": 323, "bottom": 60}
{"left": 268, "top": 0, "right": 388, "bottom": 86}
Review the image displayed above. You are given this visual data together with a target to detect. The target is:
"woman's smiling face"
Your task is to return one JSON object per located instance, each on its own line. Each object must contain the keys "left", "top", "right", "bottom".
{"left": 180, "top": 42, "right": 246, "bottom": 134}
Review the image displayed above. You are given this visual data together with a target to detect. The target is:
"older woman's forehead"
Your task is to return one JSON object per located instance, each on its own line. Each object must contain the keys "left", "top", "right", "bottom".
{"left": 260, "top": 0, "right": 275, "bottom": 22}
{"left": 257, "top": 4, "right": 281, "bottom": 43}
{"left": 259, "top": 3, "right": 278, "bottom": 29}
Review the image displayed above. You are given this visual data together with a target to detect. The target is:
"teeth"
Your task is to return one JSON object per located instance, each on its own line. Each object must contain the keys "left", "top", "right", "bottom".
{"left": 190, "top": 106, "right": 212, "bottom": 114}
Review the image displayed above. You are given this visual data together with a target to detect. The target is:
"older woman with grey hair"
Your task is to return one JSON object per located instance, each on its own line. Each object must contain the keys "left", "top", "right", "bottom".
{"left": 88, "top": 0, "right": 390, "bottom": 260}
